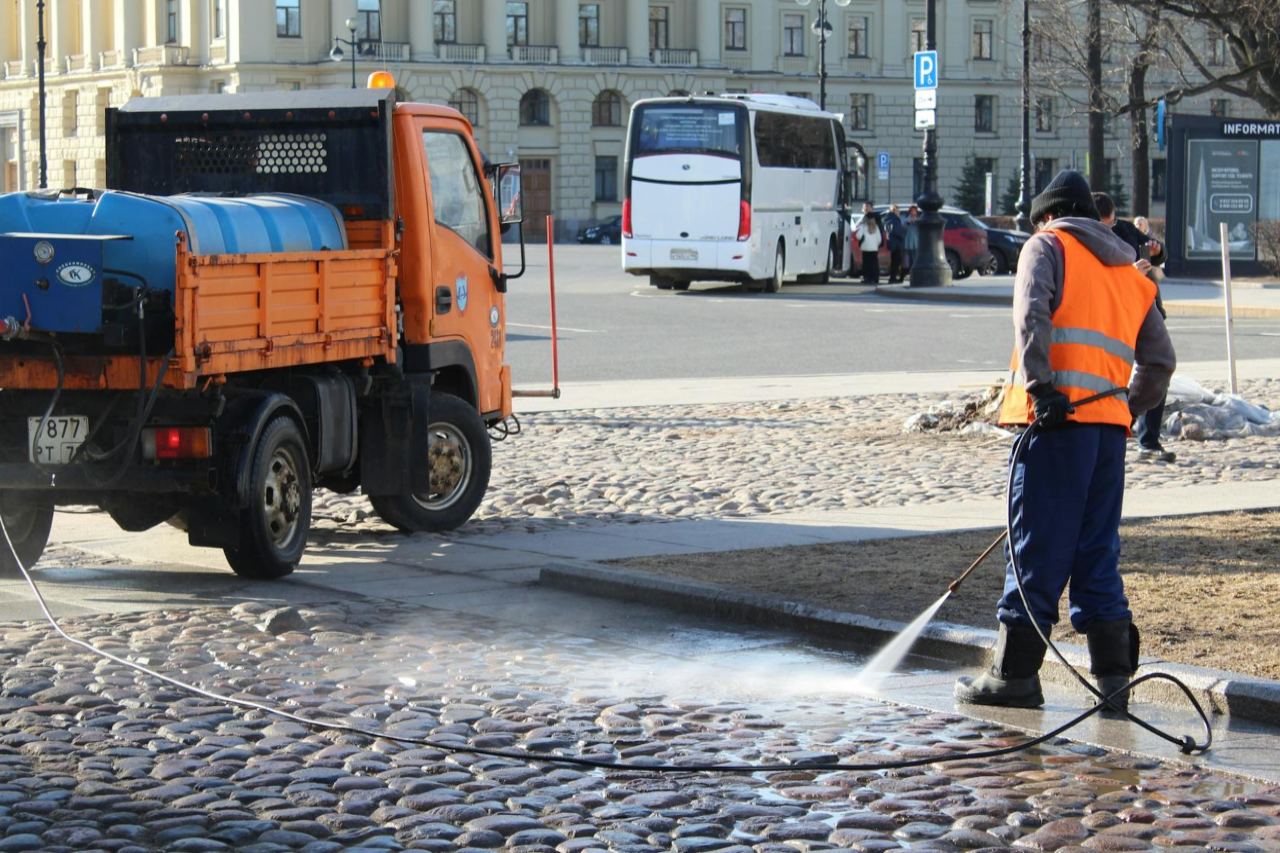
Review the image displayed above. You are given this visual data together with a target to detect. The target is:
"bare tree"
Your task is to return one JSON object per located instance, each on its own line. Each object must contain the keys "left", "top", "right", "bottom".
{"left": 1124, "top": 0, "right": 1280, "bottom": 116}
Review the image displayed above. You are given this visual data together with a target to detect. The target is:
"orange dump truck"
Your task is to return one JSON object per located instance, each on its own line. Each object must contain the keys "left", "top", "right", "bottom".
{"left": 0, "top": 87, "right": 524, "bottom": 579}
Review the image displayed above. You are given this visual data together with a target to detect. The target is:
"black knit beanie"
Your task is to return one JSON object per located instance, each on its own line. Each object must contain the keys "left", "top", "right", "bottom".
{"left": 1030, "top": 169, "right": 1099, "bottom": 224}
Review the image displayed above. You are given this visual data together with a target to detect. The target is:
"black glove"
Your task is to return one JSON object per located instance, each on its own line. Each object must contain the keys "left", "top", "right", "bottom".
{"left": 1028, "top": 385, "right": 1074, "bottom": 428}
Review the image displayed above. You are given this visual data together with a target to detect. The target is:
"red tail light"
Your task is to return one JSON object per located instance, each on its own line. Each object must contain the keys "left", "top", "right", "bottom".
{"left": 621, "top": 198, "right": 632, "bottom": 238}
{"left": 737, "top": 200, "right": 752, "bottom": 241}
{"left": 143, "top": 427, "right": 213, "bottom": 461}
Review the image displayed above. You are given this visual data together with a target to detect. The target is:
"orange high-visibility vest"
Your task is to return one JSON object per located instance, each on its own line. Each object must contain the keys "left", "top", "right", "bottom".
{"left": 999, "top": 230, "right": 1156, "bottom": 428}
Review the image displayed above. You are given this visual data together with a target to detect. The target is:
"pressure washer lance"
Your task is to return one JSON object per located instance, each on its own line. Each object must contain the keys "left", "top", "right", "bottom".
{"left": 0, "top": 386, "right": 1211, "bottom": 772}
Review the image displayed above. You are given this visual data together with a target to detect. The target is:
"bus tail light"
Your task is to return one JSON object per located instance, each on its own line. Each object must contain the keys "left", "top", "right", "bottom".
{"left": 143, "top": 427, "right": 213, "bottom": 461}
{"left": 622, "top": 198, "right": 633, "bottom": 238}
{"left": 737, "top": 201, "right": 752, "bottom": 241}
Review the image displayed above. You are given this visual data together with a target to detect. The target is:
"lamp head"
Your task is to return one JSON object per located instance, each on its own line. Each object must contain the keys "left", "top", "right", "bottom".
{"left": 345, "top": 17, "right": 357, "bottom": 32}
{"left": 329, "top": 43, "right": 344, "bottom": 62}
{"left": 834, "top": 0, "right": 852, "bottom": 5}
{"left": 794, "top": 0, "right": 812, "bottom": 6}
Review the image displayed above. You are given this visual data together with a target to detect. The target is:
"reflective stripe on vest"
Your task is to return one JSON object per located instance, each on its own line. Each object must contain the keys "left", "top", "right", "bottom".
{"left": 999, "top": 230, "right": 1156, "bottom": 428}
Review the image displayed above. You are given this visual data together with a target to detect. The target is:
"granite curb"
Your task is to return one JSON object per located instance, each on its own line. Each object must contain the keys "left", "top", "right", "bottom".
{"left": 539, "top": 561, "right": 1280, "bottom": 726}
{"left": 872, "top": 283, "right": 1280, "bottom": 318}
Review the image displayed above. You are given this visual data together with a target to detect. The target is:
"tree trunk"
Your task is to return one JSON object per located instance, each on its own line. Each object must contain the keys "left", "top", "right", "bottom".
{"left": 1129, "top": 58, "right": 1150, "bottom": 217}
{"left": 1087, "top": 0, "right": 1106, "bottom": 189}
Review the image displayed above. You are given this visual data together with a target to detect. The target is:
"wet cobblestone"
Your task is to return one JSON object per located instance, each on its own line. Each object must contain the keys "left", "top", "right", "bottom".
{"left": 1, "top": 603, "right": 1278, "bottom": 851}
{"left": 311, "top": 380, "right": 1280, "bottom": 537}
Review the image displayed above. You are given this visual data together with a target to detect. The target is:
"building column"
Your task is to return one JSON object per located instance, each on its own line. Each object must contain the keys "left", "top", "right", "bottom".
{"left": 114, "top": 0, "right": 143, "bottom": 63}
{"left": 696, "top": 0, "right": 719, "bottom": 66}
{"left": 626, "top": 0, "right": 649, "bottom": 64}
{"left": 408, "top": 0, "right": 435, "bottom": 60}
{"left": 0, "top": 4, "right": 12, "bottom": 65}
{"left": 19, "top": 1, "right": 38, "bottom": 72}
{"left": 83, "top": 0, "right": 110, "bottom": 66}
{"left": 881, "top": 0, "right": 905, "bottom": 76}
{"left": 182, "top": 0, "right": 207, "bottom": 60}
{"left": 556, "top": 0, "right": 579, "bottom": 63}
{"left": 483, "top": 0, "right": 507, "bottom": 61}
{"left": 943, "top": 2, "right": 967, "bottom": 76}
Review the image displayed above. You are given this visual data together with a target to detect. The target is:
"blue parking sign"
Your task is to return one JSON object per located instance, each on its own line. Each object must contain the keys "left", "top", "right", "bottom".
{"left": 914, "top": 51, "right": 938, "bottom": 89}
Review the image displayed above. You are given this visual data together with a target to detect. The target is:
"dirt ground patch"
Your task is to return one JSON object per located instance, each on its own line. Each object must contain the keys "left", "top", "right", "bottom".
{"left": 612, "top": 510, "right": 1280, "bottom": 681}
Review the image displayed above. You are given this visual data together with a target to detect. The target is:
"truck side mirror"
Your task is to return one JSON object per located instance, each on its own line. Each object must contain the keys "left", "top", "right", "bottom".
{"left": 496, "top": 164, "right": 523, "bottom": 226}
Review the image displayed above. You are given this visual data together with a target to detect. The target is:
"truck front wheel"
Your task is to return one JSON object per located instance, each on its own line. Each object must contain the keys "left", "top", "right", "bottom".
{"left": 0, "top": 499, "right": 53, "bottom": 579}
{"left": 223, "top": 417, "right": 312, "bottom": 580}
{"left": 370, "top": 392, "right": 491, "bottom": 533}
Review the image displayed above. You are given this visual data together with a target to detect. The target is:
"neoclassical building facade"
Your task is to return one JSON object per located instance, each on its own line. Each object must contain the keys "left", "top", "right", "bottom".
{"left": 0, "top": 0, "right": 1262, "bottom": 235}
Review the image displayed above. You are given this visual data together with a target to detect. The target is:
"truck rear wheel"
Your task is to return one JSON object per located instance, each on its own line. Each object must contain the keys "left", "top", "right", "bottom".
{"left": 223, "top": 417, "right": 311, "bottom": 580}
{"left": 0, "top": 499, "right": 53, "bottom": 579}
{"left": 370, "top": 392, "right": 491, "bottom": 533}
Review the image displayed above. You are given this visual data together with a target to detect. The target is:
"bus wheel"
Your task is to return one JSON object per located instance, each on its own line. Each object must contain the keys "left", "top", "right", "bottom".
{"left": 650, "top": 275, "right": 674, "bottom": 290}
{"left": 0, "top": 498, "right": 53, "bottom": 579}
{"left": 370, "top": 393, "right": 492, "bottom": 534}
{"left": 817, "top": 238, "right": 837, "bottom": 284}
{"left": 764, "top": 243, "right": 784, "bottom": 293}
{"left": 223, "top": 417, "right": 311, "bottom": 580}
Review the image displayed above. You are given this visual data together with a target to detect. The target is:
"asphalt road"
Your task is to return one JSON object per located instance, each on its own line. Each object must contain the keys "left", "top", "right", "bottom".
{"left": 504, "top": 244, "right": 1280, "bottom": 384}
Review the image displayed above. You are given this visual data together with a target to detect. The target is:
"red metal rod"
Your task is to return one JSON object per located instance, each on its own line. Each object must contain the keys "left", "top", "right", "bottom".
{"left": 545, "top": 215, "right": 560, "bottom": 395}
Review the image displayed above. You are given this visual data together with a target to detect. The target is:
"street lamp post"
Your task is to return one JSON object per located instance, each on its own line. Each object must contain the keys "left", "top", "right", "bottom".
{"left": 910, "top": 0, "right": 951, "bottom": 286}
{"left": 795, "top": 0, "right": 850, "bottom": 111}
{"left": 330, "top": 18, "right": 359, "bottom": 89}
{"left": 36, "top": 0, "right": 47, "bottom": 188}
{"left": 1016, "top": 0, "right": 1033, "bottom": 233}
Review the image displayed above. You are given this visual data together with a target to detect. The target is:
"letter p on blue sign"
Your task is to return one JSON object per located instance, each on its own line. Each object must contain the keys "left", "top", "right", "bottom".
{"left": 914, "top": 51, "right": 938, "bottom": 89}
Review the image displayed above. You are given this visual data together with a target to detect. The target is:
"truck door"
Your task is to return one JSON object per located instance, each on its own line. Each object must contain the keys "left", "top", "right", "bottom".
{"left": 419, "top": 119, "right": 505, "bottom": 416}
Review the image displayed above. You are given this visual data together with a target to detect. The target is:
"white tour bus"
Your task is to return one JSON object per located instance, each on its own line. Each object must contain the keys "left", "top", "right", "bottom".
{"left": 622, "top": 94, "right": 851, "bottom": 292}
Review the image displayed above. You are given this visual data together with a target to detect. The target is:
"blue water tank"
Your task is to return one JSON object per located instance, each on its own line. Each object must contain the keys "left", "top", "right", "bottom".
{"left": 0, "top": 190, "right": 347, "bottom": 336}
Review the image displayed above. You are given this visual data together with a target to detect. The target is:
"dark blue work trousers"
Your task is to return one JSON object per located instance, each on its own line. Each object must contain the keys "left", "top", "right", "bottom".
{"left": 997, "top": 423, "right": 1132, "bottom": 634}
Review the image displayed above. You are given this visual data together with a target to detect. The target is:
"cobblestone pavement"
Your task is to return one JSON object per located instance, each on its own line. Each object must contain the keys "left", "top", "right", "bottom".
{"left": 2, "top": 602, "right": 1279, "bottom": 852}
{"left": 313, "top": 379, "right": 1280, "bottom": 537}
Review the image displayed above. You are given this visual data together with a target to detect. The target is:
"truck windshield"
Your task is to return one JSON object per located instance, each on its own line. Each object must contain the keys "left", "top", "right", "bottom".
{"left": 631, "top": 104, "right": 744, "bottom": 160}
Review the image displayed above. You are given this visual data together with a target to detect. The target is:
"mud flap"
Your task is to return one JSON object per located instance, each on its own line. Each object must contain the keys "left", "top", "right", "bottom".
{"left": 360, "top": 378, "right": 430, "bottom": 497}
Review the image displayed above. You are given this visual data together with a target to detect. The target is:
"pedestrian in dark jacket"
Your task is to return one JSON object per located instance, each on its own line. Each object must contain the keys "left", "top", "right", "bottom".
{"left": 954, "top": 170, "right": 1176, "bottom": 716}
{"left": 1093, "top": 192, "right": 1174, "bottom": 464}
{"left": 884, "top": 204, "right": 906, "bottom": 282}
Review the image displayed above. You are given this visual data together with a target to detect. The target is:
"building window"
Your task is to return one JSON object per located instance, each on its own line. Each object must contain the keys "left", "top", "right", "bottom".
{"left": 595, "top": 155, "right": 618, "bottom": 202}
{"left": 1032, "top": 33, "right": 1051, "bottom": 62}
{"left": 849, "top": 93, "right": 871, "bottom": 130}
{"left": 592, "top": 90, "right": 623, "bottom": 127}
{"left": 847, "top": 15, "right": 868, "bottom": 58}
{"left": 1208, "top": 33, "right": 1227, "bottom": 67}
{"left": 1035, "top": 157, "right": 1057, "bottom": 194}
{"left": 725, "top": 8, "right": 747, "bottom": 51}
{"left": 649, "top": 6, "right": 669, "bottom": 51}
{"left": 1210, "top": 98, "right": 1229, "bottom": 117}
{"left": 449, "top": 88, "right": 480, "bottom": 126}
{"left": 1035, "top": 96, "right": 1055, "bottom": 132}
{"left": 507, "top": 1, "right": 528, "bottom": 47}
{"left": 166, "top": 0, "right": 179, "bottom": 43}
{"left": 1152, "top": 159, "right": 1166, "bottom": 201}
{"left": 357, "top": 0, "right": 381, "bottom": 43}
{"left": 580, "top": 4, "right": 600, "bottom": 47}
{"left": 910, "top": 18, "right": 926, "bottom": 53}
{"left": 783, "top": 13, "right": 805, "bottom": 56}
{"left": 435, "top": 0, "right": 457, "bottom": 43}
{"left": 975, "top": 95, "right": 995, "bottom": 133}
{"left": 520, "top": 89, "right": 551, "bottom": 126}
{"left": 213, "top": 0, "right": 224, "bottom": 39}
{"left": 972, "top": 19, "right": 993, "bottom": 60}
{"left": 276, "top": 0, "right": 300, "bottom": 38}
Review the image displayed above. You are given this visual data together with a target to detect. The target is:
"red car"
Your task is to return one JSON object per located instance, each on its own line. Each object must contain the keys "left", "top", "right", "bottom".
{"left": 849, "top": 205, "right": 994, "bottom": 280}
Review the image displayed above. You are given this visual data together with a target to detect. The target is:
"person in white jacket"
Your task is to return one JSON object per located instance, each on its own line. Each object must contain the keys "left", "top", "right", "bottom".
{"left": 854, "top": 202, "right": 884, "bottom": 283}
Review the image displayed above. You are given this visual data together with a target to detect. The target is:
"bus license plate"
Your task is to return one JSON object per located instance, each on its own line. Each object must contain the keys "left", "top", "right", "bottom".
{"left": 669, "top": 248, "right": 699, "bottom": 261}
{"left": 27, "top": 416, "right": 89, "bottom": 465}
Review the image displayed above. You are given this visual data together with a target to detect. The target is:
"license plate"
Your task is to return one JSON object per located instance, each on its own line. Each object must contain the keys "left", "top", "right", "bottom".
{"left": 27, "top": 416, "right": 89, "bottom": 465}
{"left": 669, "top": 248, "right": 699, "bottom": 261}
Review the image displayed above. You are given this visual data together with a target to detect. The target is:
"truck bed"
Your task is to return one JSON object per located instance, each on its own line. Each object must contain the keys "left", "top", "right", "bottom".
{"left": 0, "top": 222, "right": 397, "bottom": 391}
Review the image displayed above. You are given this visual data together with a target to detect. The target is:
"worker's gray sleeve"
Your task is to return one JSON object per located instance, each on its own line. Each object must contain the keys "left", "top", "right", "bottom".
{"left": 1011, "top": 233, "right": 1064, "bottom": 394}
{"left": 1128, "top": 304, "right": 1176, "bottom": 416}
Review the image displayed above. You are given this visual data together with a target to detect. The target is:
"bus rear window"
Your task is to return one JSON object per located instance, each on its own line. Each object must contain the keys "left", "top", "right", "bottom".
{"left": 632, "top": 105, "right": 743, "bottom": 159}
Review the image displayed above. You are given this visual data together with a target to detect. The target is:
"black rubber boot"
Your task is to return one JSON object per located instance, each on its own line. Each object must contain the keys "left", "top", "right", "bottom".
{"left": 1086, "top": 619, "right": 1138, "bottom": 717}
{"left": 954, "top": 623, "right": 1048, "bottom": 708}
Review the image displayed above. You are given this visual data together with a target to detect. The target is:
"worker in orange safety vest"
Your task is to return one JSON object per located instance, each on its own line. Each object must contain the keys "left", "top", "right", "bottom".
{"left": 954, "top": 170, "right": 1176, "bottom": 715}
